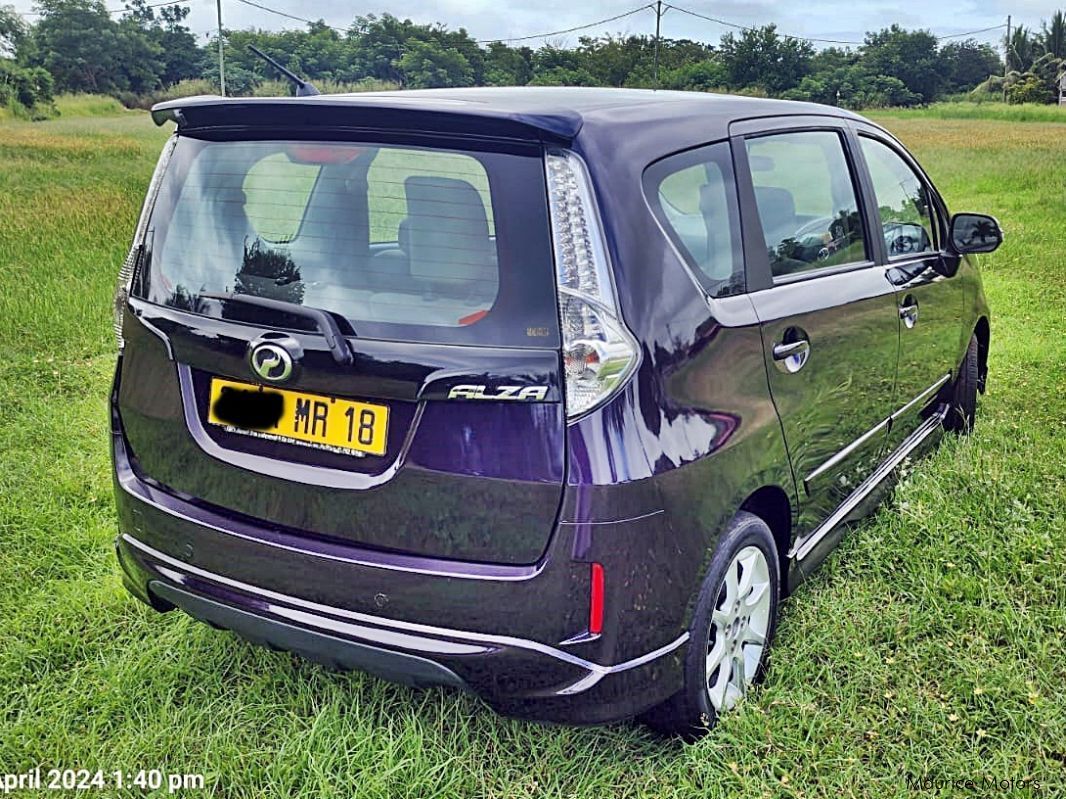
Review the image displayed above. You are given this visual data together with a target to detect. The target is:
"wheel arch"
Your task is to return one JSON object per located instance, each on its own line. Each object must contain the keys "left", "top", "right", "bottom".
{"left": 739, "top": 485, "right": 793, "bottom": 595}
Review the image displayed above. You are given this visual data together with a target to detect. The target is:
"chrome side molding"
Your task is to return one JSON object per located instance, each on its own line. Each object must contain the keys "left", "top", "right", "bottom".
{"left": 891, "top": 372, "right": 951, "bottom": 422}
{"left": 790, "top": 404, "right": 948, "bottom": 561}
{"left": 804, "top": 372, "right": 951, "bottom": 492}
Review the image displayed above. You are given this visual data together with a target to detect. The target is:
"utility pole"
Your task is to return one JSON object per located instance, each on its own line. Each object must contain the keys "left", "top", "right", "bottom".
{"left": 216, "top": 0, "right": 226, "bottom": 97}
{"left": 653, "top": 1, "right": 664, "bottom": 89}
{"left": 1002, "top": 14, "right": 1011, "bottom": 103}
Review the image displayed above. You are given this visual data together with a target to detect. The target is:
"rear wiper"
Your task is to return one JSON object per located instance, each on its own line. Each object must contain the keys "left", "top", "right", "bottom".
{"left": 201, "top": 293, "right": 353, "bottom": 366}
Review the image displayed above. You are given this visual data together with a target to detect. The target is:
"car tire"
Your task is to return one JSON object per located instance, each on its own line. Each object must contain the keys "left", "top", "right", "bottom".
{"left": 640, "top": 511, "right": 780, "bottom": 740}
{"left": 945, "top": 334, "right": 979, "bottom": 434}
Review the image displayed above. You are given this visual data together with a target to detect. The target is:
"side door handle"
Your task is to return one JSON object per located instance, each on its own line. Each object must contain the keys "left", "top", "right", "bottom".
{"left": 772, "top": 334, "right": 811, "bottom": 373}
{"left": 899, "top": 295, "right": 919, "bottom": 328}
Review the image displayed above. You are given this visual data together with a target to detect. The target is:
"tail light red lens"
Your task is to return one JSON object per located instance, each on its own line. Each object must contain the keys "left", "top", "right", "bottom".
{"left": 589, "top": 562, "right": 605, "bottom": 635}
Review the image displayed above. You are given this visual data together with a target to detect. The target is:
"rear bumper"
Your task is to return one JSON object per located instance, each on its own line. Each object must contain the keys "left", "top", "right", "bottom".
{"left": 117, "top": 532, "right": 685, "bottom": 724}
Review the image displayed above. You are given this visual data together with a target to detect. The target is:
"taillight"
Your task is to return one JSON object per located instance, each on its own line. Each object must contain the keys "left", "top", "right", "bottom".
{"left": 588, "top": 562, "right": 605, "bottom": 635}
{"left": 545, "top": 149, "right": 638, "bottom": 421}
{"left": 114, "top": 134, "right": 177, "bottom": 349}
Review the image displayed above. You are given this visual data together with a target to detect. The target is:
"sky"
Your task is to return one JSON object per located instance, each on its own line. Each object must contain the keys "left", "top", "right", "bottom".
{"left": 9, "top": 0, "right": 1060, "bottom": 51}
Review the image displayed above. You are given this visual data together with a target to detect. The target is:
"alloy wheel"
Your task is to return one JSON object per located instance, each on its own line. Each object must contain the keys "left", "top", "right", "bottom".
{"left": 706, "top": 545, "right": 772, "bottom": 713}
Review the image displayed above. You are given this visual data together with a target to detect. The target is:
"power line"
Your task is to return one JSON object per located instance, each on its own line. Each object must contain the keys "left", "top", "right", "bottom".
{"left": 665, "top": 4, "right": 865, "bottom": 45}
{"left": 667, "top": 3, "right": 1006, "bottom": 46}
{"left": 18, "top": 1, "right": 192, "bottom": 17}
{"left": 230, "top": 0, "right": 346, "bottom": 31}
{"left": 11, "top": 0, "right": 1015, "bottom": 48}
{"left": 226, "top": 0, "right": 658, "bottom": 44}
{"left": 475, "top": 4, "right": 655, "bottom": 44}
{"left": 111, "top": 1, "right": 188, "bottom": 14}
{"left": 933, "top": 24, "right": 1008, "bottom": 41}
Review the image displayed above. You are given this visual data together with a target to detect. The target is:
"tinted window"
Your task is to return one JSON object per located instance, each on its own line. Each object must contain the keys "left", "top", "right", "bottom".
{"left": 137, "top": 138, "right": 559, "bottom": 348}
{"left": 859, "top": 136, "right": 937, "bottom": 258}
{"left": 645, "top": 142, "right": 744, "bottom": 297}
{"left": 746, "top": 131, "right": 868, "bottom": 279}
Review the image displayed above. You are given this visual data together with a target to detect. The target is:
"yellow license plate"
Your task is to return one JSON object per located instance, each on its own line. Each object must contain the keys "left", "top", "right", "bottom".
{"left": 207, "top": 377, "right": 389, "bottom": 457}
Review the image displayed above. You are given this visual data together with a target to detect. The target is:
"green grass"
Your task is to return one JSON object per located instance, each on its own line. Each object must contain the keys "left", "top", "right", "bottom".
{"left": 54, "top": 94, "right": 135, "bottom": 118}
{"left": 872, "top": 101, "right": 1066, "bottom": 123}
{"left": 1, "top": 107, "right": 1064, "bottom": 798}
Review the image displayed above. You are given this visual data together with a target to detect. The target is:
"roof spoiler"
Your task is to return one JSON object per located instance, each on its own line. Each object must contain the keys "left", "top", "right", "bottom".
{"left": 151, "top": 95, "right": 219, "bottom": 126}
{"left": 147, "top": 96, "right": 582, "bottom": 142}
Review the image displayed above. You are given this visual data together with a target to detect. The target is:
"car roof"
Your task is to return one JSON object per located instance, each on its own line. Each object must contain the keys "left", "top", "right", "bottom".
{"left": 152, "top": 87, "right": 862, "bottom": 158}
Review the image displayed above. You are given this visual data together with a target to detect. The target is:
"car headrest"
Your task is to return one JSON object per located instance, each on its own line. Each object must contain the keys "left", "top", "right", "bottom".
{"left": 753, "top": 186, "right": 798, "bottom": 248}
{"left": 403, "top": 176, "right": 495, "bottom": 297}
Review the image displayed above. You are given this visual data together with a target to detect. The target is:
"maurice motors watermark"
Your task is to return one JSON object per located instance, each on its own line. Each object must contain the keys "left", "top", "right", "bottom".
{"left": 906, "top": 775, "right": 1047, "bottom": 794}
{"left": 1, "top": 767, "right": 206, "bottom": 794}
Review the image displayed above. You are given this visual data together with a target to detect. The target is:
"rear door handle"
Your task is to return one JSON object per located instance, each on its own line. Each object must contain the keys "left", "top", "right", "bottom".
{"left": 899, "top": 299, "right": 919, "bottom": 328}
{"left": 772, "top": 337, "right": 811, "bottom": 373}
{"left": 772, "top": 340, "right": 810, "bottom": 360}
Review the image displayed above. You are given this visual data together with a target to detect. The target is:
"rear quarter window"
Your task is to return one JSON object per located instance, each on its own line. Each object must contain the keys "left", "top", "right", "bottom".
{"left": 643, "top": 141, "right": 745, "bottom": 298}
{"left": 138, "top": 137, "right": 559, "bottom": 348}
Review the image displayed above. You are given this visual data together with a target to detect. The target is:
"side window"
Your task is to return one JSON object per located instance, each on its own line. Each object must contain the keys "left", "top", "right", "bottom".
{"left": 859, "top": 136, "right": 936, "bottom": 258}
{"left": 644, "top": 141, "right": 744, "bottom": 297}
{"left": 745, "top": 131, "right": 868, "bottom": 279}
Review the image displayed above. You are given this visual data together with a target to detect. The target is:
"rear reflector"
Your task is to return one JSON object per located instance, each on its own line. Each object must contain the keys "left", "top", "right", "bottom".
{"left": 589, "top": 562, "right": 605, "bottom": 635}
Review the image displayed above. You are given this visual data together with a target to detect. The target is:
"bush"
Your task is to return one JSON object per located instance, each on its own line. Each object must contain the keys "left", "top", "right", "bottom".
{"left": 659, "top": 59, "right": 729, "bottom": 92}
{"left": 54, "top": 93, "right": 128, "bottom": 116}
{"left": 0, "top": 59, "right": 55, "bottom": 117}
{"left": 1007, "top": 74, "right": 1054, "bottom": 104}
{"left": 113, "top": 78, "right": 218, "bottom": 109}
{"left": 250, "top": 77, "right": 399, "bottom": 96}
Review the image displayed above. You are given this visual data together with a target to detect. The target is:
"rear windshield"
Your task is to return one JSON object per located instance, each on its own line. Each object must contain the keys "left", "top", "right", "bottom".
{"left": 136, "top": 137, "right": 560, "bottom": 347}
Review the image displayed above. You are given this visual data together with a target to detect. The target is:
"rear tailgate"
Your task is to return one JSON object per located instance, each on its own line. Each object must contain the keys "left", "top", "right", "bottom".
{"left": 117, "top": 126, "right": 565, "bottom": 565}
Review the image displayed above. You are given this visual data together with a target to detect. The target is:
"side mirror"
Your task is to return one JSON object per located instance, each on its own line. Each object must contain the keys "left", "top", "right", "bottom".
{"left": 950, "top": 213, "right": 1003, "bottom": 254}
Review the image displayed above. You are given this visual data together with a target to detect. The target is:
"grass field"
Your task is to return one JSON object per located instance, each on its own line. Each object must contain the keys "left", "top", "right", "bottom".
{"left": 0, "top": 101, "right": 1064, "bottom": 798}
{"left": 872, "top": 101, "right": 1066, "bottom": 123}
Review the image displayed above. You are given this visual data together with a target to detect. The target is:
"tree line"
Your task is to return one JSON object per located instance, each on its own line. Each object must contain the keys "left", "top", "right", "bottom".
{"left": 1, "top": 0, "right": 1064, "bottom": 118}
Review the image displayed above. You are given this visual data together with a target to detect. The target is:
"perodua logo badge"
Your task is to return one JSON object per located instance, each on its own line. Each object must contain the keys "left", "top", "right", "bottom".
{"left": 249, "top": 342, "right": 294, "bottom": 383}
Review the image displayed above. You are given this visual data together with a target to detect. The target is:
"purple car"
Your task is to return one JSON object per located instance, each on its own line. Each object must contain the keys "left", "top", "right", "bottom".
{"left": 112, "top": 87, "right": 998, "bottom": 738}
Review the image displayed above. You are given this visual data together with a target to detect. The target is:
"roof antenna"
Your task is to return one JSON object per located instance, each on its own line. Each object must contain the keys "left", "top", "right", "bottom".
{"left": 247, "top": 44, "right": 320, "bottom": 97}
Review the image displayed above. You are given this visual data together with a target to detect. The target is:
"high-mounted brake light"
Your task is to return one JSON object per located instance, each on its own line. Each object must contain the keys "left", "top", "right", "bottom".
{"left": 546, "top": 150, "right": 638, "bottom": 421}
{"left": 588, "top": 562, "right": 605, "bottom": 635}
{"left": 114, "top": 134, "right": 178, "bottom": 349}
